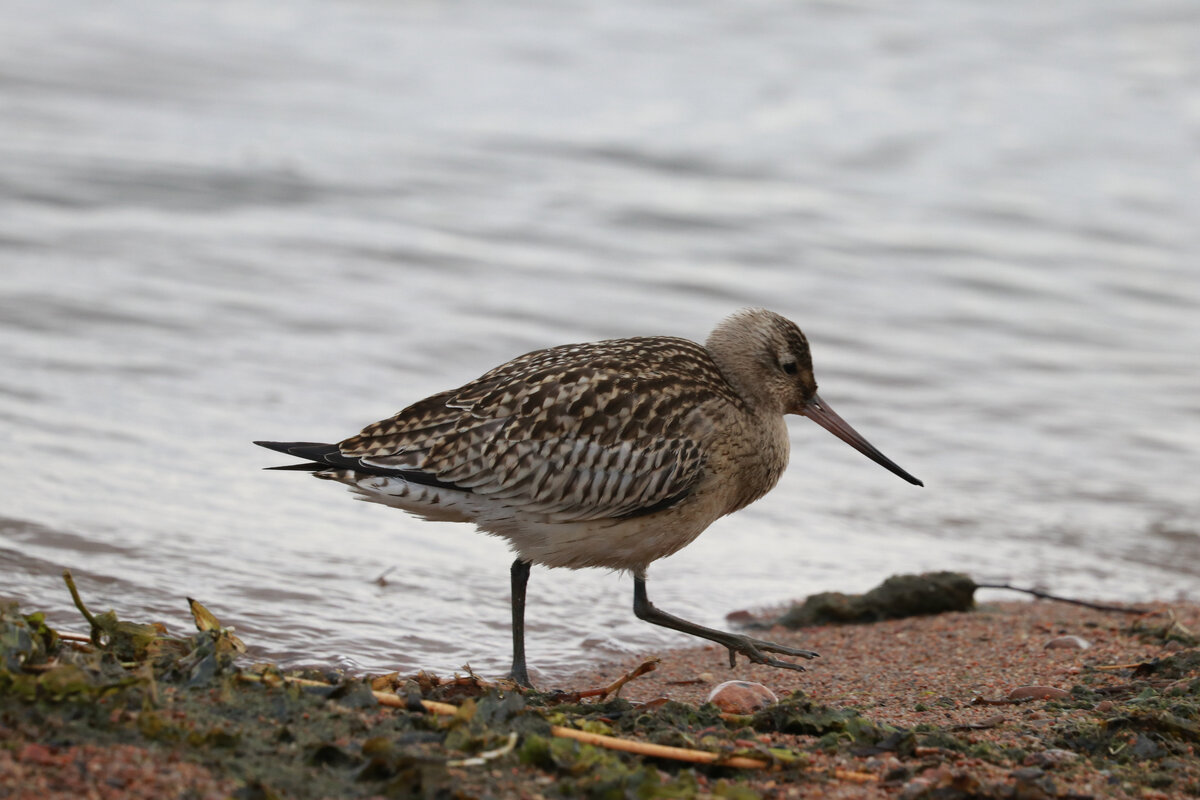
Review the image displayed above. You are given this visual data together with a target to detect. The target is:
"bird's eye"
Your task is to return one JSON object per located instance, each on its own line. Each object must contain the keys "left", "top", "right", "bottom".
{"left": 780, "top": 360, "right": 799, "bottom": 376}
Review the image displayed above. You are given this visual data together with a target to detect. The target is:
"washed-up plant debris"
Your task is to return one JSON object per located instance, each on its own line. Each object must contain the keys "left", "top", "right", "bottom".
{"left": 1, "top": 572, "right": 882, "bottom": 798}
{"left": 772, "top": 571, "right": 1151, "bottom": 629}
{"left": 773, "top": 571, "right": 980, "bottom": 628}
{"left": 2, "top": 571, "right": 1199, "bottom": 799}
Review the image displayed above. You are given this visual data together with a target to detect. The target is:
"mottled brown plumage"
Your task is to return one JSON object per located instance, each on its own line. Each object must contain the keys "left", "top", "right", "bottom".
{"left": 340, "top": 336, "right": 733, "bottom": 525}
{"left": 256, "top": 308, "right": 922, "bottom": 686}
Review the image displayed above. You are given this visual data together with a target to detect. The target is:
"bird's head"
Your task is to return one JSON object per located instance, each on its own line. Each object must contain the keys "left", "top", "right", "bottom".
{"left": 708, "top": 308, "right": 923, "bottom": 487}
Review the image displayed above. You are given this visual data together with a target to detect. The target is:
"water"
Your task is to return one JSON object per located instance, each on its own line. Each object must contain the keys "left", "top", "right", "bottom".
{"left": 2, "top": 0, "right": 1198, "bottom": 683}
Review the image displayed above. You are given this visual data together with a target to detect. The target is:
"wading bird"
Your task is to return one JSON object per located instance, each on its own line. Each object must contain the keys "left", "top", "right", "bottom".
{"left": 256, "top": 309, "right": 922, "bottom": 687}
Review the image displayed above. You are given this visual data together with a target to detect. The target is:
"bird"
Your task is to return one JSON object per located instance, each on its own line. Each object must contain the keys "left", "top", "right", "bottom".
{"left": 256, "top": 308, "right": 923, "bottom": 687}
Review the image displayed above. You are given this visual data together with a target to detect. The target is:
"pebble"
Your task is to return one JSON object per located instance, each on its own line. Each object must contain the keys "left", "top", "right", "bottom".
{"left": 706, "top": 680, "right": 778, "bottom": 714}
{"left": 1007, "top": 685, "right": 1073, "bottom": 701}
{"left": 1043, "top": 635, "right": 1090, "bottom": 650}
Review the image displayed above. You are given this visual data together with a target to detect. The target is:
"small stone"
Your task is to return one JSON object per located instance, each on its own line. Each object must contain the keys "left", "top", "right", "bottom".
{"left": 706, "top": 680, "right": 778, "bottom": 714}
{"left": 1007, "top": 685, "right": 1072, "bottom": 701}
{"left": 1130, "top": 733, "right": 1165, "bottom": 760}
{"left": 1043, "top": 635, "right": 1091, "bottom": 650}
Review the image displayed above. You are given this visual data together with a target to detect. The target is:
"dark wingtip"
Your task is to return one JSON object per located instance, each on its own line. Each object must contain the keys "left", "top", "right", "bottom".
{"left": 254, "top": 441, "right": 340, "bottom": 460}
{"left": 253, "top": 439, "right": 466, "bottom": 490}
{"left": 263, "top": 462, "right": 329, "bottom": 472}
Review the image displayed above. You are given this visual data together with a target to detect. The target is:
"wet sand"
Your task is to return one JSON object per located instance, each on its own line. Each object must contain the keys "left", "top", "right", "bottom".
{"left": 565, "top": 599, "right": 1200, "bottom": 798}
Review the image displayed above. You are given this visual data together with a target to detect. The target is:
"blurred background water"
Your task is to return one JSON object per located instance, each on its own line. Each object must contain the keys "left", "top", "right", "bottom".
{"left": 2, "top": 0, "right": 1198, "bottom": 684}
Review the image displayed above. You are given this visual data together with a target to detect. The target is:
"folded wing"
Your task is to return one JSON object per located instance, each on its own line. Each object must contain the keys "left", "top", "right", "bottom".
{"left": 338, "top": 337, "right": 740, "bottom": 522}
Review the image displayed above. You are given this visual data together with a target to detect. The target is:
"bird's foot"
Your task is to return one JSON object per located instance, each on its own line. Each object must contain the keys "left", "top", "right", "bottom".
{"left": 724, "top": 634, "right": 819, "bottom": 672}
{"left": 507, "top": 667, "right": 534, "bottom": 690}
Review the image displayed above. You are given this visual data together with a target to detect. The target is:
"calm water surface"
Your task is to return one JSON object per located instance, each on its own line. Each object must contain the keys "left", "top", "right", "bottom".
{"left": 2, "top": 0, "right": 1199, "bottom": 683}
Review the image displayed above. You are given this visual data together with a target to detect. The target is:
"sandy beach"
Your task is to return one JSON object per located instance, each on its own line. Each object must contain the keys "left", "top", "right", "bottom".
{"left": 565, "top": 598, "right": 1200, "bottom": 798}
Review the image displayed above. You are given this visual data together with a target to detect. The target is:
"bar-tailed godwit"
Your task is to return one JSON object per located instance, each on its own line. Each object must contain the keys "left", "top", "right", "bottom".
{"left": 256, "top": 308, "right": 922, "bottom": 687}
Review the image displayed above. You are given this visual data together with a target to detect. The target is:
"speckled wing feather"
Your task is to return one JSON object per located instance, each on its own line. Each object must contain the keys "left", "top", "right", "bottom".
{"left": 338, "top": 337, "right": 744, "bottom": 522}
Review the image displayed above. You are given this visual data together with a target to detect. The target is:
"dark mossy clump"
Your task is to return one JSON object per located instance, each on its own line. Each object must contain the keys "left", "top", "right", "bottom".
{"left": 749, "top": 693, "right": 894, "bottom": 747}
{"left": 1037, "top": 655, "right": 1200, "bottom": 794}
{"left": 1, "top": 593, "right": 453, "bottom": 798}
{"left": 1053, "top": 694, "right": 1200, "bottom": 765}
{"left": 1130, "top": 648, "right": 1200, "bottom": 680}
{"left": 775, "top": 571, "right": 977, "bottom": 628}
{"left": 518, "top": 734, "right": 749, "bottom": 799}
{"left": 1128, "top": 614, "right": 1200, "bottom": 649}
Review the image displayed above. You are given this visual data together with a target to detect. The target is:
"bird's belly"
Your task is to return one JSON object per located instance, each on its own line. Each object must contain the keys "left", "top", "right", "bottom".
{"left": 487, "top": 506, "right": 716, "bottom": 572}
{"left": 321, "top": 469, "right": 724, "bottom": 572}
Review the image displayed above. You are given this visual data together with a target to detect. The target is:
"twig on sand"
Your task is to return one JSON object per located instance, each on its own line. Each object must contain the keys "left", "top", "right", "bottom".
{"left": 1093, "top": 662, "right": 1149, "bottom": 672}
{"left": 545, "top": 657, "right": 661, "bottom": 703}
{"left": 975, "top": 582, "right": 1151, "bottom": 615}
{"left": 547, "top": 725, "right": 769, "bottom": 769}
{"left": 594, "top": 656, "right": 661, "bottom": 699}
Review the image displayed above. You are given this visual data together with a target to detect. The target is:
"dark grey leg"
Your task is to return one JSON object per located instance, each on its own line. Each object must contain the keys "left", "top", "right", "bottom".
{"left": 632, "top": 571, "right": 818, "bottom": 671}
{"left": 508, "top": 559, "right": 533, "bottom": 688}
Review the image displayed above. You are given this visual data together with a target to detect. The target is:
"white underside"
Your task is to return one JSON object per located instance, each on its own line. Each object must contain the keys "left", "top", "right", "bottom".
{"left": 319, "top": 470, "right": 717, "bottom": 572}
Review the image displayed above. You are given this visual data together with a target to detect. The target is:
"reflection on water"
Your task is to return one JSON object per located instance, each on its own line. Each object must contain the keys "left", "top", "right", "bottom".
{"left": 2, "top": 0, "right": 1198, "bottom": 682}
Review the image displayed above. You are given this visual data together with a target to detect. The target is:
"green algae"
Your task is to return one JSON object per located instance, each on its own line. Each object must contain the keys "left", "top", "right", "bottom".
{"left": 2, "top": 581, "right": 792, "bottom": 798}
{"left": 749, "top": 693, "right": 893, "bottom": 747}
{"left": 0, "top": 586, "right": 936, "bottom": 797}
{"left": 1029, "top": 652, "right": 1200, "bottom": 794}
{"left": 1129, "top": 612, "right": 1200, "bottom": 649}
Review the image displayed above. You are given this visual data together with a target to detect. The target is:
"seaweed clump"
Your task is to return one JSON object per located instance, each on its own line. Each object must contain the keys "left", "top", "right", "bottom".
{"left": 774, "top": 571, "right": 978, "bottom": 628}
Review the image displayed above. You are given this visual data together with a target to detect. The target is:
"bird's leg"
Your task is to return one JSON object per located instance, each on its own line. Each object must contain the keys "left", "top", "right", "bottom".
{"left": 632, "top": 572, "right": 818, "bottom": 671}
{"left": 508, "top": 559, "right": 534, "bottom": 688}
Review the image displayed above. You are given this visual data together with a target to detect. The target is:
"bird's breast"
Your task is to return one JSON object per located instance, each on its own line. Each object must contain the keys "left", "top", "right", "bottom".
{"left": 708, "top": 411, "right": 791, "bottom": 517}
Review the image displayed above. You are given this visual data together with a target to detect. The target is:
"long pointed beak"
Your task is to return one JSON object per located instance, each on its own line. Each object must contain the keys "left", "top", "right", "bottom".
{"left": 799, "top": 394, "right": 923, "bottom": 486}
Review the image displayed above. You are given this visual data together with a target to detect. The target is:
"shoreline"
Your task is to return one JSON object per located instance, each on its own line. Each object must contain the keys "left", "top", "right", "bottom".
{"left": 2, "top": 596, "right": 1198, "bottom": 798}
